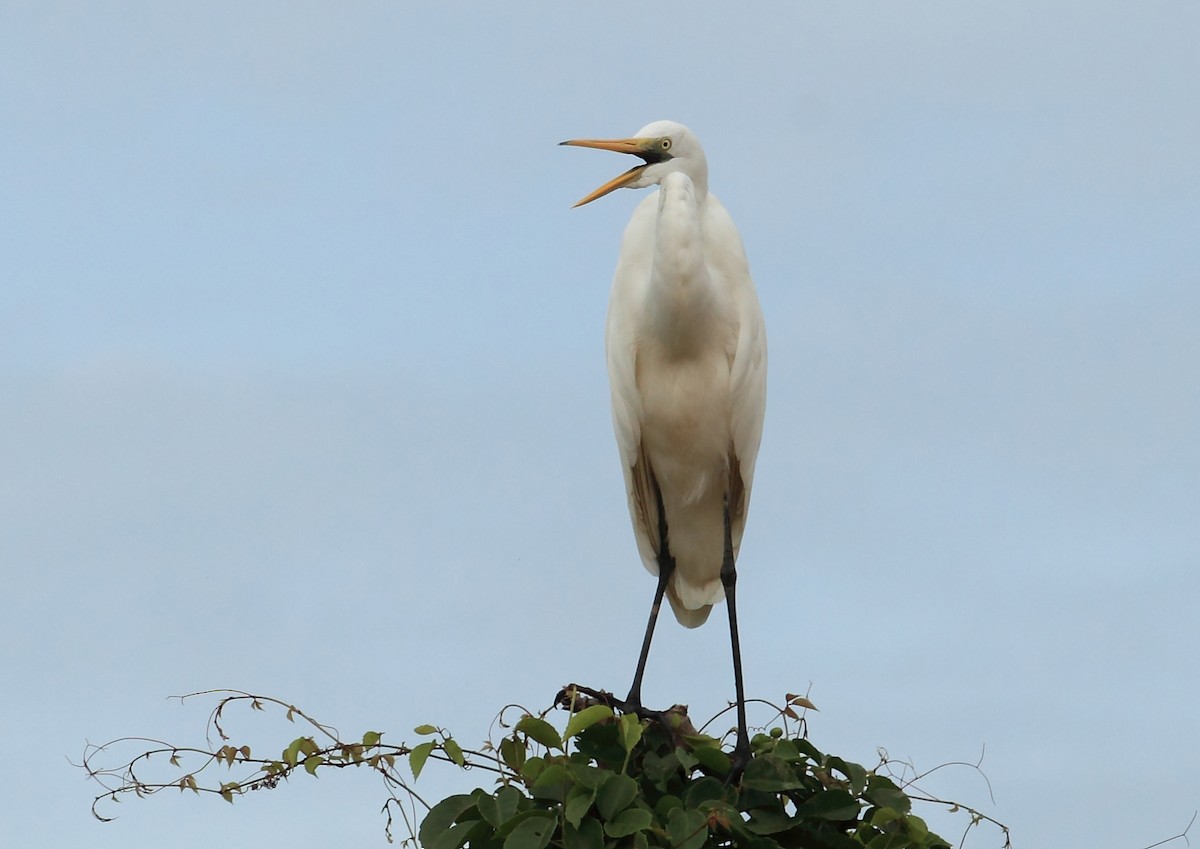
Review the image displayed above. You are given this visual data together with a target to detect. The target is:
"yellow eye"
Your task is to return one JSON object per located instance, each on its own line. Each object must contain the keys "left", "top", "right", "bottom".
{"left": 661, "top": 138, "right": 672, "bottom": 151}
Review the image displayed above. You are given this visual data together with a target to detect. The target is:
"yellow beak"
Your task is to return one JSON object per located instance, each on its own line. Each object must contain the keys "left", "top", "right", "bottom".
{"left": 560, "top": 137, "right": 655, "bottom": 207}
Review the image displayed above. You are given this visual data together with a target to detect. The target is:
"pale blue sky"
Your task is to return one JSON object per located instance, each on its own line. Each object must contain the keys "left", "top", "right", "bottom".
{"left": 2, "top": 2, "right": 1197, "bottom": 847}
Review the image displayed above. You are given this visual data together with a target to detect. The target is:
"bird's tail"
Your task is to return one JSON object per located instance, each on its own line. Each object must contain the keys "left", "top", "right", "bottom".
{"left": 665, "top": 585, "right": 714, "bottom": 628}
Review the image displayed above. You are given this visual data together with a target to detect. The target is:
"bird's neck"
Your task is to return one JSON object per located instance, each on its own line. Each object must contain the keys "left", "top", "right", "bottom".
{"left": 646, "top": 173, "right": 720, "bottom": 356}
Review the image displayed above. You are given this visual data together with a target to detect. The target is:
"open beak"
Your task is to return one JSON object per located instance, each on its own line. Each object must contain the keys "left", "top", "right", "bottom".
{"left": 560, "top": 137, "right": 654, "bottom": 207}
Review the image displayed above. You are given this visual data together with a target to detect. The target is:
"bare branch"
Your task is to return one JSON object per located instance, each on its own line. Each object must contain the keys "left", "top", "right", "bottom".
{"left": 1140, "top": 810, "right": 1197, "bottom": 849}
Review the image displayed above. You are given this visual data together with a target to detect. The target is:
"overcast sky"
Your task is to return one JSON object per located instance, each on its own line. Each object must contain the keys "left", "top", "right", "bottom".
{"left": 2, "top": 2, "right": 1197, "bottom": 847}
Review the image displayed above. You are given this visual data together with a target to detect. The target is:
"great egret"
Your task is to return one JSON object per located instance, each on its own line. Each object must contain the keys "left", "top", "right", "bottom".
{"left": 561, "top": 121, "right": 767, "bottom": 771}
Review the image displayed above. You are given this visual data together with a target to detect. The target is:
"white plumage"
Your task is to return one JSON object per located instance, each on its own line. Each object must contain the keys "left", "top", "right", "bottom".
{"left": 562, "top": 121, "right": 766, "bottom": 768}
{"left": 565, "top": 120, "right": 767, "bottom": 627}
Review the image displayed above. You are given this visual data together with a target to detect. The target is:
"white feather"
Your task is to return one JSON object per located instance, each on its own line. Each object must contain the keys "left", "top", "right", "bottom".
{"left": 599, "top": 122, "right": 767, "bottom": 628}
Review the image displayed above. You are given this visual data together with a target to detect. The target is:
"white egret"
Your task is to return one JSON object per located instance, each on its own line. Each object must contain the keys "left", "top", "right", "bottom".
{"left": 561, "top": 121, "right": 767, "bottom": 771}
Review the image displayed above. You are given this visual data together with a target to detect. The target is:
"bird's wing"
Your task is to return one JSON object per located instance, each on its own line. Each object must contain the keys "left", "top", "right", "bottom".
{"left": 605, "top": 194, "right": 662, "bottom": 575}
{"left": 705, "top": 195, "right": 768, "bottom": 550}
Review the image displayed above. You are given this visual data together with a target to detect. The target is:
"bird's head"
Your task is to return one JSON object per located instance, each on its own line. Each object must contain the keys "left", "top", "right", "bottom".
{"left": 561, "top": 120, "right": 708, "bottom": 207}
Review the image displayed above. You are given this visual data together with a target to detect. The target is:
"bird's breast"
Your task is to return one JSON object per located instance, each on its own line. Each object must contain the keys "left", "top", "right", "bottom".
{"left": 635, "top": 345, "right": 733, "bottom": 506}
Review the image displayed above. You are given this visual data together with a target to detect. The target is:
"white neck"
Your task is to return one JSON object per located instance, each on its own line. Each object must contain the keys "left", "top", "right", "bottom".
{"left": 645, "top": 172, "right": 718, "bottom": 356}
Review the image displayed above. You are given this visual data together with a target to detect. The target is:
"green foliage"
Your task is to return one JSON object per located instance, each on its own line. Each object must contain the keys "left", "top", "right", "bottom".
{"left": 81, "top": 688, "right": 1010, "bottom": 848}
{"left": 418, "top": 695, "right": 952, "bottom": 849}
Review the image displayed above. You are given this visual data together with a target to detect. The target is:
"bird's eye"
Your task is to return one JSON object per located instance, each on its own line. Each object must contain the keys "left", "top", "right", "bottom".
{"left": 660, "top": 138, "right": 672, "bottom": 150}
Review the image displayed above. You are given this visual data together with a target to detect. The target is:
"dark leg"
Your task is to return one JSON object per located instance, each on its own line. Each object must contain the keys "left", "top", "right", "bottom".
{"left": 625, "top": 481, "right": 675, "bottom": 709}
{"left": 722, "top": 493, "right": 751, "bottom": 780}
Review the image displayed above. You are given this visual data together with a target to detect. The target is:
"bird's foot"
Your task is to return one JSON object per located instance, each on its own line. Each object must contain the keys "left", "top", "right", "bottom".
{"left": 558, "top": 683, "right": 690, "bottom": 730}
{"left": 555, "top": 684, "right": 618, "bottom": 712}
{"left": 556, "top": 683, "right": 658, "bottom": 720}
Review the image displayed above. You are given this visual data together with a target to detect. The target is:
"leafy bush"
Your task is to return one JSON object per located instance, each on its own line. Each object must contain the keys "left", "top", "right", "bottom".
{"left": 424, "top": 692, "right": 952, "bottom": 849}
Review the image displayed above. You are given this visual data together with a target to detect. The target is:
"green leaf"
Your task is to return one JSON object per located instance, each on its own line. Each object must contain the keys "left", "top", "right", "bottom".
{"left": 795, "top": 789, "right": 860, "bottom": 821}
{"left": 684, "top": 776, "right": 726, "bottom": 809}
{"left": 907, "top": 812, "right": 931, "bottom": 842}
{"left": 414, "top": 724, "right": 439, "bottom": 735}
{"left": 572, "top": 720, "right": 623, "bottom": 765}
{"left": 564, "top": 817, "right": 604, "bottom": 849}
{"left": 827, "top": 756, "right": 868, "bottom": 795}
{"left": 793, "top": 738, "right": 823, "bottom": 760}
{"left": 863, "top": 833, "right": 909, "bottom": 849}
{"left": 642, "top": 749, "right": 679, "bottom": 783}
{"left": 745, "top": 807, "right": 795, "bottom": 835}
{"left": 410, "top": 741, "right": 436, "bottom": 779}
{"left": 520, "top": 756, "right": 547, "bottom": 784}
{"left": 870, "top": 807, "right": 904, "bottom": 828}
{"left": 567, "top": 763, "right": 607, "bottom": 790}
{"left": 604, "top": 807, "right": 653, "bottom": 838}
{"left": 674, "top": 745, "right": 698, "bottom": 771}
{"left": 477, "top": 784, "right": 526, "bottom": 829}
{"left": 282, "top": 738, "right": 304, "bottom": 767}
{"left": 728, "top": 818, "right": 787, "bottom": 849}
{"left": 428, "top": 820, "right": 479, "bottom": 849}
{"left": 654, "top": 794, "right": 683, "bottom": 821}
{"left": 503, "top": 812, "right": 555, "bottom": 849}
{"left": 496, "top": 785, "right": 523, "bottom": 823}
{"left": 596, "top": 773, "right": 638, "bottom": 819}
{"left": 563, "top": 704, "right": 614, "bottom": 740}
{"left": 530, "top": 763, "right": 571, "bottom": 801}
{"left": 618, "top": 713, "right": 643, "bottom": 753}
{"left": 564, "top": 785, "right": 594, "bottom": 828}
{"left": 515, "top": 716, "right": 563, "bottom": 751}
{"left": 473, "top": 790, "right": 499, "bottom": 827}
{"left": 462, "top": 820, "right": 497, "bottom": 849}
{"left": 418, "top": 794, "right": 478, "bottom": 849}
{"left": 770, "top": 739, "right": 802, "bottom": 762}
{"left": 690, "top": 745, "right": 730, "bottom": 774}
{"left": 865, "top": 776, "right": 912, "bottom": 815}
{"left": 742, "top": 755, "right": 805, "bottom": 792}
{"left": 500, "top": 736, "right": 527, "bottom": 771}
{"left": 496, "top": 809, "right": 550, "bottom": 839}
{"left": 443, "top": 738, "right": 466, "bottom": 767}
{"left": 667, "top": 807, "right": 709, "bottom": 849}
{"left": 297, "top": 737, "right": 319, "bottom": 757}
{"left": 362, "top": 731, "right": 382, "bottom": 747}
{"left": 302, "top": 755, "right": 324, "bottom": 776}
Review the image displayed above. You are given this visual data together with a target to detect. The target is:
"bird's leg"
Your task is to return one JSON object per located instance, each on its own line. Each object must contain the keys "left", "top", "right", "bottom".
{"left": 721, "top": 492, "right": 751, "bottom": 782}
{"left": 625, "top": 480, "right": 675, "bottom": 711}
